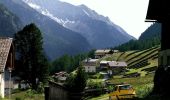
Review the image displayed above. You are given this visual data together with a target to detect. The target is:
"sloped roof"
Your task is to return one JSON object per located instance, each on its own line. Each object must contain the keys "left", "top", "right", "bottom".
{"left": 83, "top": 58, "right": 98, "bottom": 63}
{"left": 100, "top": 60, "right": 110, "bottom": 64}
{"left": 108, "top": 61, "right": 127, "bottom": 68}
{"left": 146, "top": 0, "right": 170, "bottom": 21}
{"left": 95, "top": 49, "right": 110, "bottom": 54}
{"left": 0, "top": 37, "right": 13, "bottom": 72}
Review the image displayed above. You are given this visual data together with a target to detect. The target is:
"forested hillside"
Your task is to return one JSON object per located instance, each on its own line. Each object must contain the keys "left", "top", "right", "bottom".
{"left": 114, "top": 23, "right": 161, "bottom": 51}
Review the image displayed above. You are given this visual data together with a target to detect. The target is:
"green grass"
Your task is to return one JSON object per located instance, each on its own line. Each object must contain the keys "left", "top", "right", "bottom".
{"left": 89, "top": 74, "right": 154, "bottom": 99}
{"left": 99, "top": 46, "right": 159, "bottom": 77}
{"left": 100, "top": 52, "right": 124, "bottom": 61}
{"left": 108, "top": 73, "right": 154, "bottom": 98}
{"left": 5, "top": 89, "right": 44, "bottom": 100}
{"left": 125, "top": 59, "right": 158, "bottom": 77}
{"left": 90, "top": 46, "right": 160, "bottom": 99}
{"left": 128, "top": 48, "right": 159, "bottom": 67}
{"left": 88, "top": 94, "right": 109, "bottom": 100}
{"left": 126, "top": 47, "right": 159, "bottom": 64}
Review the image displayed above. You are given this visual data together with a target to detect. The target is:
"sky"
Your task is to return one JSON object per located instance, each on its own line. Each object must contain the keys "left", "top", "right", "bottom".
{"left": 60, "top": 0, "right": 153, "bottom": 39}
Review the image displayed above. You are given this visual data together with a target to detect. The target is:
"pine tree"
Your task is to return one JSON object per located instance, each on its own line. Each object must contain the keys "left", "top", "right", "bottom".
{"left": 14, "top": 23, "right": 49, "bottom": 90}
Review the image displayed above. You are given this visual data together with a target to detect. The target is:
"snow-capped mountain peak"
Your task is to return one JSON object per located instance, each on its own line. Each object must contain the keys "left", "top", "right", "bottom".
{"left": 21, "top": 0, "right": 134, "bottom": 49}
{"left": 22, "top": 0, "right": 75, "bottom": 27}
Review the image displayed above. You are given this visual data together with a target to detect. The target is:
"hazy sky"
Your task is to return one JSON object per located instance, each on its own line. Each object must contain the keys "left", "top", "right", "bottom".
{"left": 60, "top": 0, "right": 153, "bottom": 39}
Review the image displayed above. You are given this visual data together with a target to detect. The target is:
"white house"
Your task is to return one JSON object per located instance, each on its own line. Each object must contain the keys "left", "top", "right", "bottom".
{"left": 82, "top": 58, "right": 98, "bottom": 73}
{"left": 0, "top": 37, "right": 14, "bottom": 98}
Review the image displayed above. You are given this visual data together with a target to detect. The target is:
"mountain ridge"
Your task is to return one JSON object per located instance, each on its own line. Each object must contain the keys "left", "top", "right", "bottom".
{"left": 22, "top": 0, "right": 135, "bottom": 48}
{"left": 0, "top": 4, "right": 22, "bottom": 37}
{"left": 0, "top": 0, "right": 135, "bottom": 60}
{"left": 0, "top": 0, "right": 92, "bottom": 60}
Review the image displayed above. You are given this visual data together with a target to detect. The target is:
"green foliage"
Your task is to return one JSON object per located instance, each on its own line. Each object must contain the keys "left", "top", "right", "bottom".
{"left": 136, "top": 84, "right": 153, "bottom": 98}
{"left": 25, "top": 89, "right": 37, "bottom": 98}
{"left": 114, "top": 38, "right": 160, "bottom": 52}
{"left": 14, "top": 23, "right": 49, "bottom": 90}
{"left": 15, "top": 97, "right": 22, "bottom": 100}
{"left": 114, "top": 23, "right": 161, "bottom": 51}
{"left": 87, "top": 79, "right": 104, "bottom": 89}
{"left": 107, "top": 85, "right": 114, "bottom": 92}
{"left": 89, "top": 73, "right": 104, "bottom": 79}
{"left": 50, "top": 54, "right": 87, "bottom": 74}
{"left": 65, "top": 66, "right": 87, "bottom": 92}
{"left": 139, "top": 23, "right": 161, "bottom": 41}
{"left": 88, "top": 49, "right": 96, "bottom": 59}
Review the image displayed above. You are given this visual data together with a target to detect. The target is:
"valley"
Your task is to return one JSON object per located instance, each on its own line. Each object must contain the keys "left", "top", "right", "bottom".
{"left": 0, "top": 0, "right": 163, "bottom": 100}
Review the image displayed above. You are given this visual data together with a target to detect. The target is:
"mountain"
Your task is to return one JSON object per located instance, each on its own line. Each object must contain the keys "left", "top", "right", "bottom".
{"left": 114, "top": 23, "right": 161, "bottom": 51}
{"left": 0, "top": 4, "right": 22, "bottom": 37}
{"left": 0, "top": 0, "right": 91, "bottom": 60}
{"left": 21, "top": 0, "right": 135, "bottom": 48}
{"left": 139, "top": 23, "right": 161, "bottom": 40}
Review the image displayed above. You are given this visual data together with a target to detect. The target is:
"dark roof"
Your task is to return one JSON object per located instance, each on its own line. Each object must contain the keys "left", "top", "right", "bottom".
{"left": 146, "top": 0, "right": 170, "bottom": 21}
{"left": 0, "top": 37, "right": 13, "bottom": 72}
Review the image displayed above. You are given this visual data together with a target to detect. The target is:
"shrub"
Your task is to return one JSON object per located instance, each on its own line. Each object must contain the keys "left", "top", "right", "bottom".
{"left": 87, "top": 79, "right": 104, "bottom": 89}
{"left": 136, "top": 84, "right": 153, "bottom": 98}
{"left": 65, "top": 66, "right": 87, "bottom": 92}
{"left": 15, "top": 97, "right": 22, "bottom": 100}
{"left": 25, "top": 89, "right": 37, "bottom": 98}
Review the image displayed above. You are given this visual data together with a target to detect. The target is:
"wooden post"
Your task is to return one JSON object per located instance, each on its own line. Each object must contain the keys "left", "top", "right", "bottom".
{"left": 44, "top": 86, "right": 49, "bottom": 100}
{"left": 8, "top": 68, "right": 12, "bottom": 100}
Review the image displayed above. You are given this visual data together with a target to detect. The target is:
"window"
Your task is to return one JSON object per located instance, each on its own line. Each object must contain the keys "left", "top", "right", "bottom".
{"left": 119, "top": 85, "right": 132, "bottom": 90}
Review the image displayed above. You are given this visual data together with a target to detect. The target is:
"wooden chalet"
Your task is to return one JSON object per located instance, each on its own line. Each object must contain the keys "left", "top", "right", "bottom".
{"left": 0, "top": 37, "right": 14, "bottom": 98}
{"left": 146, "top": 0, "right": 170, "bottom": 67}
{"left": 146, "top": 0, "right": 170, "bottom": 95}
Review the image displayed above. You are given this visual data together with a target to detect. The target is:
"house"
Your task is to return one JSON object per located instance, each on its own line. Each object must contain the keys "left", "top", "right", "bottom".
{"left": 113, "top": 50, "right": 119, "bottom": 53}
{"left": 146, "top": 0, "right": 170, "bottom": 94}
{"left": 108, "top": 61, "right": 127, "bottom": 68}
{"left": 108, "top": 61, "right": 127, "bottom": 75}
{"left": 100, "top": 60, "right": 110, "bottom": 69}
{"left": 53, "top": 71, "right": 69, "bottom": 83}
{"left": 82, "top": 58, "right": 98, "bottom": 73}
{"left": 0, "top": 37, "right": 14, "bottom": 98}
{"left": 99, "top": 60, "right": 127, "bottom": 75}
{"left": 95, "top": 49, "right": 111, "bottom": 59}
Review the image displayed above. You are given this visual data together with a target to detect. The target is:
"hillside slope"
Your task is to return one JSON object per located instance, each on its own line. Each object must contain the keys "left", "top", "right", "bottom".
{"left": 22, "top": 0, "right": 135, "bottom": 48}
{"left": 139, "top": 23, "right": 161, "bottom": 40}
{"left": 114, "top": 23, "right": 161, "bottom": 51}
{"left": 0, "top": 0, "right": 91, "bottom": 60}
{"left": 0, "top": 4, "right": 22, "bottom": 37}
{"left": 100, "top": 45, "right": 160, "bottom": 77}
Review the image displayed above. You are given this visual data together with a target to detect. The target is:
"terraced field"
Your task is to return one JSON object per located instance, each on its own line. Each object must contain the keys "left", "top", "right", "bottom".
{"left": 89, "top": 46, "right": 160, "bottom": 100}
{"left": 100, "top": 45, "right": 160, "bottom": 76}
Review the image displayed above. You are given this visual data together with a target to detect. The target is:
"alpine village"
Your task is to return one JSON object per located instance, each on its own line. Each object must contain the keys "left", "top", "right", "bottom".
{"left": 0, "top": 0, "right": 169, "bottom": 100}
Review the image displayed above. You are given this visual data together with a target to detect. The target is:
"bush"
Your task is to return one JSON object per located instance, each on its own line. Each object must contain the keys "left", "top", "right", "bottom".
{"left": 65, "top": 66, "right": 87, "bottom": 92}
{"left": 136, "top": 84, "right": 153, "bottom": 98}
{"left": 87, "top": 79, "right": 104, "bottom": 89}
{"left": 88, "top": 73, "right": 104, "bottom": 79}
{"left": 15, "top": 97, "right": 22, "bottom": 100}
{"left": 37, "top": 82, "right": 45, "bottom": 93}
{"left": 25, "top": 89, "right": 37, "bottom": 98}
